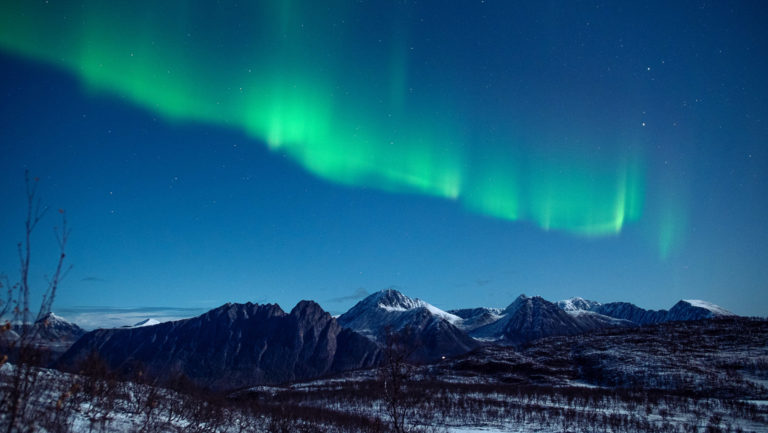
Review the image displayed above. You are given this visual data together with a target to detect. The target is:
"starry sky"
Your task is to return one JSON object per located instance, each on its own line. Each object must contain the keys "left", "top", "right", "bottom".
{"left": 1, "top": 1, "right": 766, "bottom": 324}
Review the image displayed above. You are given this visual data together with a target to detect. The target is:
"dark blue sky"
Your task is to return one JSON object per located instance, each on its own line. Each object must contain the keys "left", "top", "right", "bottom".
{"left": 1, "top": 1, "right": 766, "bottom": 321}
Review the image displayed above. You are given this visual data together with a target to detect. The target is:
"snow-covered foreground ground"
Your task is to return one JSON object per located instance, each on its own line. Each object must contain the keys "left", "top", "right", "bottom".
{"left": 6, "top": 296, "right": 762, "bottom": 432}
{"left": 449, "top": 429, "right": 507, "bottom": 433}
{"left": 2, "top": 360, "right": 768, "bottom": 432}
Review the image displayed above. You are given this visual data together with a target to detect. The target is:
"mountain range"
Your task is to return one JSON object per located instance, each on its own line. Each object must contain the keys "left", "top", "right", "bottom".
{"left": 44, "top": 290, "right": 735, "bottom": 391}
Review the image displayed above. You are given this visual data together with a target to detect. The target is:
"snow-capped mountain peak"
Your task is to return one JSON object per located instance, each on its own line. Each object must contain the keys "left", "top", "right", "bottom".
{"left": 365, "top": 288, "right": 418, "bottom": 309}
{"left": 556, "top": 297, "right": 602, "bottom": 312}
{"left": 336, "top": 289, "right": 477, "bottom": 360}
{"left": 31, "top": 312, "right": 85, "bottom": 342}
{"left": 356, "top": 289, "right": 461, "bottom": 323}
{"left": 36, "top": 312, "right": 71, "bottom": 325}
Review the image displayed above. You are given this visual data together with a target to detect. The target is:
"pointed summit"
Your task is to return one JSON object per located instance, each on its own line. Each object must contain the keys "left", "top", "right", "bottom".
{"left": 501, "top": 296, "right": 591, "bottom": 345}
{"left": 31, "top": 312, "right": 85, "bottom": 343}
{"left": 35, "top": 311, "right": 69, "bottom": 325}
{"left": 357, "top": 289, "right": 425, "bottom": 311}
{"left": 503, "top": 294, "right": 531, "bottom": 315}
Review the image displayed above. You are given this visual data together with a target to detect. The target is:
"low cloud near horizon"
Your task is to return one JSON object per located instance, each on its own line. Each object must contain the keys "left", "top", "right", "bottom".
{"left": 327, "top": 288, "right": 369, "bottom": 303}
{"left": 54, "top": 306, "right": 208, "bottom": 330}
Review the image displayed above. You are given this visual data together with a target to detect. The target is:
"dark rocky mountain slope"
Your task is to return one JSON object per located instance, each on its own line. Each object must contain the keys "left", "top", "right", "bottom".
{"left": 57, "top": 301, "right": 380, "bottom": 390}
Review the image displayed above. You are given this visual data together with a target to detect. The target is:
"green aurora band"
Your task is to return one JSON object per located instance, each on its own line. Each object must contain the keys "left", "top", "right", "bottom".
{"left": 1, "top": 1, "right": 663, "bottom": 240}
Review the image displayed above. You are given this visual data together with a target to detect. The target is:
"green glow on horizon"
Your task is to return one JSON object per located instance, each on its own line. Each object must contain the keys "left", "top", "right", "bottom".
{"left": 0, "top": 1, "right": 659, "bottom": 239}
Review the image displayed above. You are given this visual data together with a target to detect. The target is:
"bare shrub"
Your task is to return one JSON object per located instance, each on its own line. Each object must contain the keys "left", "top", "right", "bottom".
{"left": 1, "top": 171, "right": 71, "bottom": 433}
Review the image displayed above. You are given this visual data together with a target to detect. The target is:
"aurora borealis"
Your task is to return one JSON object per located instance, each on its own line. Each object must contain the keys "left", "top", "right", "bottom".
{"left": 0, "top": 1, "right": 646, "bottom": 236}
{"left": 1, "top": 1, "right": 767, "bottom": 316}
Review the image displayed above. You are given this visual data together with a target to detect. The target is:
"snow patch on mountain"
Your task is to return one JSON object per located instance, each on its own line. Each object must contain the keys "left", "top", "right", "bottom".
{"left": 425, "top": 304, "right": 462, "bottom": 324}
{"left": 338, "top": 289, "right": 463, "bottom": 337}
{"left": 666, "top": 299, "right": 734, "bottom": 321}
{"left": 681, "top": 299, "right": 734, "bottom": 316}
{"left": 131, "top": 318, "right": 161, "bottom": 327}
{"left": 369, "top": 290, "right": 461, "bottom": 323}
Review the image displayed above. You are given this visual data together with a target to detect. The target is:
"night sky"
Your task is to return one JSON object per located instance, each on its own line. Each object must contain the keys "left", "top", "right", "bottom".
{"left": 1, "top": 1, "right": 766, "bottom": 324}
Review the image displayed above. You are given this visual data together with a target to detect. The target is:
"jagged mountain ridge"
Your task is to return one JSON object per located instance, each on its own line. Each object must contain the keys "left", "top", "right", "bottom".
{"left": 456, "top": 295, "right": 635, "bottom": 346}
{"left": 338, "top": 291, "right": 641, "bottom": 350}
{"left": 555, "top": 297, "right": 735, "bottom": 324}
{"left": 57, "top": 301, "right": 380, "bottom": 390}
